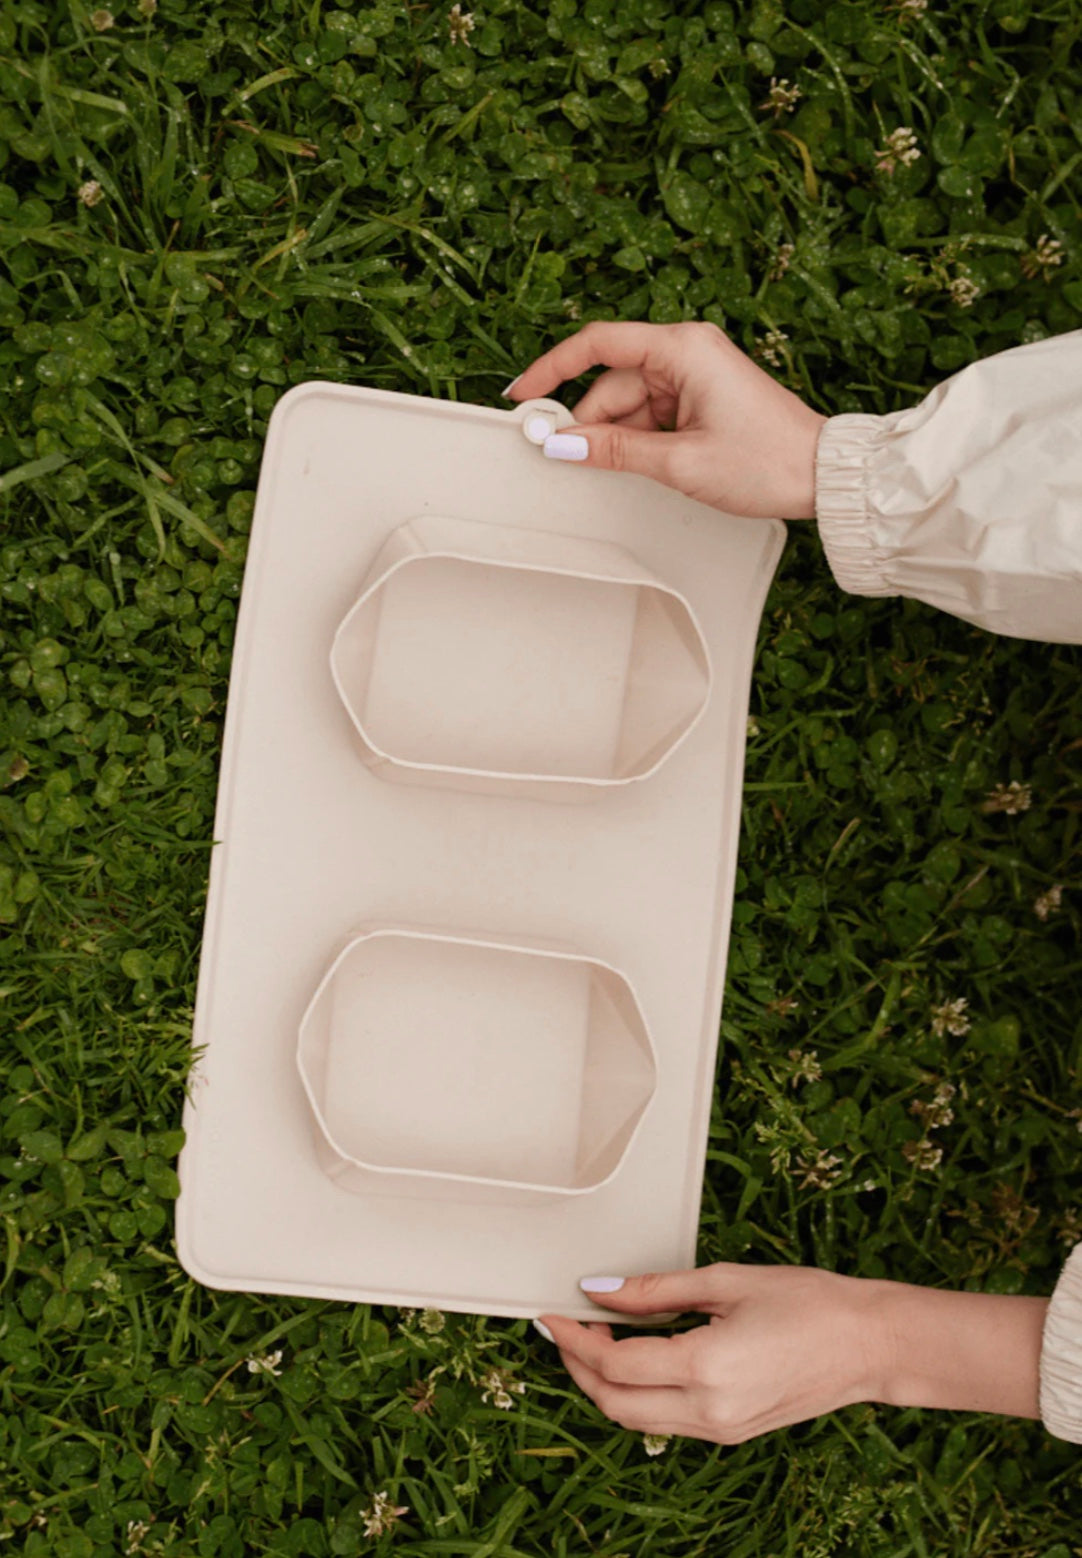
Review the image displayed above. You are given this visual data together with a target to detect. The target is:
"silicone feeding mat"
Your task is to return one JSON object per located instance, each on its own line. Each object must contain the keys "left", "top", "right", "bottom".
{"left": 176, "top": 382, "right": 785, "bottom": 1325}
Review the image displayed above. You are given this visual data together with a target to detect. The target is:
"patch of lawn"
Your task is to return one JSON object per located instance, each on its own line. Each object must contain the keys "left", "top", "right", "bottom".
{"left": 1, "top": 0, "right": 1081, "bottom": 1553}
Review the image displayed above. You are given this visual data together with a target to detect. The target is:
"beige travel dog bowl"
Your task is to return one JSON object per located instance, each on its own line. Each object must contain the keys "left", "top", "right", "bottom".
{"left": 330, "top": 515, "right": 712, "bottom": 801}
{"left": 297, "top": 925, "right": 658, "bottom": 1207}
{"left": 176, "top": 383, "right": 787, "bottom": 1325}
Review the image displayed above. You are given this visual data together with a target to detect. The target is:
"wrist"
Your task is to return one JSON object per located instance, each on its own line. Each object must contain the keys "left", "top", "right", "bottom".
{"left": 783, "top": 410, "right": 828, "bottom": 521}
{"left": 867, "top": 1278, "right": 1049, "bottom": 1420}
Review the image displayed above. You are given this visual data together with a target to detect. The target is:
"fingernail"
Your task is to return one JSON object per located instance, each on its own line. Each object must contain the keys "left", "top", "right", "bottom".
{"left": 543, "top": 433, "right": 589, "bottom": 462}
{"left": 502, "top": 376, "right": 522, "bottom": 397}
{"left": 580, "top": 1276, "right": 625, "bottom": 1293}
{"left": 532, "top": 1319, "right": 555, "bottom": 1343}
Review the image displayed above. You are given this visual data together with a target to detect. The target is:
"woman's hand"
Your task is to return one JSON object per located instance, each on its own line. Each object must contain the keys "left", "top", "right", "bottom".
{"left": 506, "top": 320, "right": 827, "bottom": 521}
{"left": 535, "top": 1262, "right": 1049, "bottom": 1445}
{"left": 536, "top": 1263, "right": 888, "bottom": 1445}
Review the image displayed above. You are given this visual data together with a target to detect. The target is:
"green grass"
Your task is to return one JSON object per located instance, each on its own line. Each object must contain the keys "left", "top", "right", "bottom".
{"left": 2, "top": 0, "right": 1082, "bottom": 1552}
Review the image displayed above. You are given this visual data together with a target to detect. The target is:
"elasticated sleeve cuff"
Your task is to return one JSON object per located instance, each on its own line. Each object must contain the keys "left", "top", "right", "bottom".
{"left": 1040, "top": 1242, "right": 1082, "bottom": 1443}
{"left": 813, "top": 412, "right": 907, "bottom": 599}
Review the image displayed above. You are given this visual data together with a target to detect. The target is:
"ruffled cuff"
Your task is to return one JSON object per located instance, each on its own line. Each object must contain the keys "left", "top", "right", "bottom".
{"left": 814, "top": 412, "right": 905, "bottom": 600}
{"left": 1040, "top": 1241, "right": 1082, "bottom": 1443}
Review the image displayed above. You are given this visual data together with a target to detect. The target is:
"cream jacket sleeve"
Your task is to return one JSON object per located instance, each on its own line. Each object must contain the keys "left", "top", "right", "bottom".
{"left": 815, "top": 329, "right": 1082, "bottom": 1443}
{"left": 813, "top": 329, "right": 1082, "bottom": 645}
{"left": 1041, "top": 1243, "right": 1082, "bottom": 1443}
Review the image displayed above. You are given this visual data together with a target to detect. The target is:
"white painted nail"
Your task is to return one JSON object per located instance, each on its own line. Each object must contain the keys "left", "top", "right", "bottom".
{"left": 533, "top": 1319, "right": 555, "bottom": 1343}
{"left": 543, "top": 433, "right": 589, "bottom": 462}
{"left": 502, "top": 376, "right": 522, "bottom": 397}
{"left": 579, "top": 1276, "right": 625, "bottom": 1293}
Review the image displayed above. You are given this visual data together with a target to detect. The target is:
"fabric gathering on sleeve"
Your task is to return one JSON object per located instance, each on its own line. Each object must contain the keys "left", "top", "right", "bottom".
{"left": 813, "top": 329, "right": 1082, "bottom": 646}
{"left": 1040, "top": 1241, "right": 1082, "bottom": 1443}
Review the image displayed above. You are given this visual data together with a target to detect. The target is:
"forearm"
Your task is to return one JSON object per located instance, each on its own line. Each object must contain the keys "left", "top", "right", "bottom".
{"left": 867, "top": 1278, "right": 1049, "bottom": 1419}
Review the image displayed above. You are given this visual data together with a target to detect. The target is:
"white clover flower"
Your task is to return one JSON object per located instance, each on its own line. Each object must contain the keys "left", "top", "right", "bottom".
{"left": 448, "top": 3, "right": 476, "bottom": 46}
{"left": 902, "top": 1138, "right": 943, "bottom": 1171}
{"left": 982, "top": 780, "right": 1033, "bottom": 815}
{"left": 643, "top": 1433, "right": 671, "bottom": 1455}
{"left": 894, "top": 0, "right": 928, "bottom": 13}
{"left": 480, "top": 1369, "right": 526, "bottom": 1409}
{"left": 648, "top": 57, "right": 671, "bottom": 79}
{"left": 1034, "top": 884, "right": 1063, "bottom": 921}
{"left": 1057, "top": 1208, "right": 1082, "bottom": 1245}
{"left": 246, "top": 1349, "right": 283, "bottom": 1377}
{"left": 746, "top": 715, "right": 760, "bottom": 738}
{"left": 910, "top": 1081, "right": 956, "bottom": 1131}
{"left": 787, "top": 1047, "right": 822, "bottom": 1086}
{"left": 930, "top": 998, "right": 970, "bottom": 1038}
{"left": 361, "top": 1492, "right": 410, "bottom": 1538}
{"left": 758, "top": 78, "right": 802, "bottom": 114}
{"left": 795, "top": 1149, "right": 843, "bottom": 1190}
{"left": 138, "top": 0, "right": 158, "bottom": 13}
{"left": 90, "top": 7, "right": 115, "bottom": 28}
{"left": 419, "top": 1307, "right": 446, "bottom": 1334}
{"left": 78, "top": 180, "right": 104, "bottom": 207}
{"left": 769, "top": 242, "right": 794, "bottom": 281}
{"left": 861, "top": 1178, "right": 878, "bottom": 1192}
{"left": 1021, "top": 234, "right": 1065, "bottom": 281}
{"left": 406, "top": 1372, "right": 440, "bottom": 1414}
{"left": 753, "top": 1120, "right": 793, "bottom": 1175}
{"left": 876, "top": 127, "right": 921, "bottom": 175}
{"left": 949, "top": 275, "right": 980, "bottom": 308}
{"left": 755, "top": 328, "right": 789, "bottom": 367}
{"left": 125, "top": 1521, "right": 151, "bottom": 1555}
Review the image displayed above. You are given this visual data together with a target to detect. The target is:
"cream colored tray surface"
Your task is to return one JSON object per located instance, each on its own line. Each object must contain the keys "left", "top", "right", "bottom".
{"left": 176, "top": 382, "right": 785, "bottom": 1325}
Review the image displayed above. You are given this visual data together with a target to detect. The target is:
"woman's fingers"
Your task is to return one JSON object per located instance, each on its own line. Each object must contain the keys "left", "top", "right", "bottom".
{"left": 542, "top": 424, "right": 715, "bottom": 495}
{"left": 508, "top": 320, "right": 684, "bottom": 402}
{"left": 619, "top": 403, "right": 667, "bottom": 432}
{"left": 571, "top": 367, "right": 651, "bottom": 425}
{"left": 570, "top": 1263, "right": 780, "bottom": 1320}
{"left": 572, "top": 369, "right": 680, "bottom": 433}
{"left": 558, "top": 1347, "right": 695, "bottom": 1437}
{"left": 536, "top": 1314, "right": 698, "bottom": 1387}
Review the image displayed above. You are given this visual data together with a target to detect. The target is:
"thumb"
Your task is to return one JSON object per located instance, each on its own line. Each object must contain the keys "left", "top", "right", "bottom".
{"left": 579, "top": 1265, "right": 745, "bottom": 1316}
{"left": 544, "top": 423, "right": 688, "bottom": 489}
